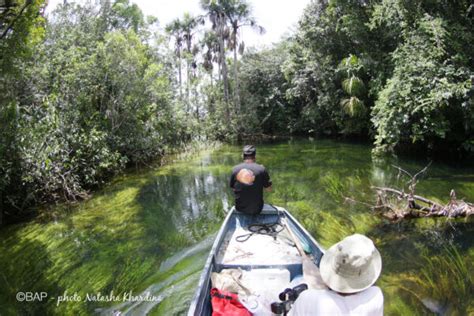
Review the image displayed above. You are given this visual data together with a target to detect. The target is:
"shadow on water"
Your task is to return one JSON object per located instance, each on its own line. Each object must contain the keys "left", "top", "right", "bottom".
{"left": 0, "top": 150, "right": 237, "bottom": 316}
{"left": 97, "top": 151, "right": 236, "bottom": 315}
{"left": 0, "top": 226, "right": 63, "bottom": 315}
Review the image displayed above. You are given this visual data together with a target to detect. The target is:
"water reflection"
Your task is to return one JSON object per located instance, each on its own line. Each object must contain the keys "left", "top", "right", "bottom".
{"left": 0, "top": 140, "right": 472, "bottom": 315}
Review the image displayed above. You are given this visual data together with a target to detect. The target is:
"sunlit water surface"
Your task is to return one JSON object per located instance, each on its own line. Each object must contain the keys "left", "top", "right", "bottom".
{"left": 0, "top": 139, "right": 473, "bottom": 315}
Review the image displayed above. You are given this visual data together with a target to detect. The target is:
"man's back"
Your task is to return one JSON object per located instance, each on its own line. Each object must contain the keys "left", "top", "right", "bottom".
{"left": 290, "top": 286, "right": 384, "bottom": 316}
{"left": 230, "top": 161, "right": 271, "bottom": 214}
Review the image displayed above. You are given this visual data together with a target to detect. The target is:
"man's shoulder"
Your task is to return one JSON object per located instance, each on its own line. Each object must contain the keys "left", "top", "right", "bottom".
{"left": 290, "top": 289, "right": 339, "bottom": 316}
{"left": 232, "top": 162, "right": 264, "bottom": 169}
{"left": 358, "top": 286, "right": 383, "bottom": 298}
{"left": 232, "top": 163, "right": 268, "bottom": 176}
{"left": 232, "top": 163, "right": 246, "bottom": 172}
{"left": 251, "top": 163, "right": 267, "bottom": 172}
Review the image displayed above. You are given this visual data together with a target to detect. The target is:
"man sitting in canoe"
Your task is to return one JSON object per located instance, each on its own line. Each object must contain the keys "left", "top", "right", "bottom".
{"left": 290, "top": 234, "right": 384, "bottom": 316}
{"left": 230, "top": 145, "right": 272, "bottom": 215}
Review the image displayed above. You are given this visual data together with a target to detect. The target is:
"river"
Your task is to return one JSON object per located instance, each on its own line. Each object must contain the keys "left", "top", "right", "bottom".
{"left": 0, "top": 139, "right": 473, "bottom": 315}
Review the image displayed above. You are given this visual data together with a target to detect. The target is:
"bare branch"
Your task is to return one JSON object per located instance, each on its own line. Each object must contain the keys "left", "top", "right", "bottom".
{"left": 372, "top": 186, "right": 444, "bottom": 209}
{"left": 392, "top": 164, "right": 412, "bottom": 179}
{"left": 413, "top": 161, "right": 432, "bottom": 181}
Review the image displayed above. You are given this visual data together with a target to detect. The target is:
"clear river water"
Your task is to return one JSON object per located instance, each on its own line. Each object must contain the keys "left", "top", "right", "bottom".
{"left": 0, "top": 139, "right": 473, "bottom": 315}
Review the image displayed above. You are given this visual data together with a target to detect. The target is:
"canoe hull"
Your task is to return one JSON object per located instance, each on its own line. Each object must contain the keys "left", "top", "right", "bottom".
{"left": 187, "top": 204, "right": 324, "bottom": 316}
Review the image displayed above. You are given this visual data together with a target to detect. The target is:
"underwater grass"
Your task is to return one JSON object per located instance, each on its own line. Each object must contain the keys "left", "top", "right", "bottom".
{"left": 381, "top": 243, "right": 474, "bottom": 315}
{"left": 1, "top": 139, "right": 473, "bottom": 315}
{"left": 408, "top": 245, "right": 473, "bottom": 314}
{"left": 0, "top": 148, "right": 229, "bottom": 315}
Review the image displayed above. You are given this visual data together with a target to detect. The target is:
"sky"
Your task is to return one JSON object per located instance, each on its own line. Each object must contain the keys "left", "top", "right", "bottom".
{"left": 45, "top": 0, "right": 311, "bottom": 48}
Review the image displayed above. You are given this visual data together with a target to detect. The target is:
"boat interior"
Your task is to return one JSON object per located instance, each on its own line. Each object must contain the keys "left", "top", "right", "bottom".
{"left": 192, "top": 205, "right": 324, "bottom": 315}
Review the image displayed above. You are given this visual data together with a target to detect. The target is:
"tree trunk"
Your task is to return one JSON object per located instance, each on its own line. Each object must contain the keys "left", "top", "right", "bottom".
{"left": 233, "top": 44, "right": 240, "bottom": 114}
{"left": 178, "top": 52, "right": 183, "bottom": 101}
{"left": 0, "top": 200, "right": 3, "bottom": 227}
{"left": 194, "top": 85, "right": 200, "bottom": 121}
{"left": 218, "top": 15, "right": 230, "bottom": 121}
{"left": 371, "top": 187, "right": 474, "bottom": 220}
{"left": 208, "top": 71, "right": 214, "bottom": 114}
{"left": 372, "top": 186, "right": 444, "bottom": 210}
{"left": 186, "top": 40, "right": 192, "bottom": 113}
{"left": 186, "top": 60, "right": 190, "bottom": 113}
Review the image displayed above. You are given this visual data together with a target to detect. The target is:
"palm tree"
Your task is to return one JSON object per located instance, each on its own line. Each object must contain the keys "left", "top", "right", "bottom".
{"left": 201, "top": 31, "right": 219, "bottom": 87}
{"left": 181, "top": 13, "right": 204, "bottom": 110}
{"left": 338, "top": 54, "right": 366, "bottom": 117}
{"left": 165, "top": 18, "right": 185, "bottom": 102}
{"left": 200, "top": 0, "right": 231, "bottom": 121}
{"left": 201, "top": 31, "right": 220, "bottom": 114}
{"left": 223, "top": 0, "right": 264, "bottom": 113}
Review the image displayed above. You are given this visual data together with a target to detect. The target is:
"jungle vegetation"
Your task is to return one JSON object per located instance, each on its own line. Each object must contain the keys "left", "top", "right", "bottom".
{"left": 1, "top": 0, "right": 473, "bottom": 223}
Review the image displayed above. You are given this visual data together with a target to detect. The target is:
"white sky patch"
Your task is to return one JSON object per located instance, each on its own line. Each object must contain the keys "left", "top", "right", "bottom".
{"left": 45, "top": 0, "right": 311, "bottom": 48}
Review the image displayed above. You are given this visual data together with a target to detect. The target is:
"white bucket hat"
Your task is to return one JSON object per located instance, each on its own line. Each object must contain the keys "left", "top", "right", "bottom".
{"left": 319, "top": 234, "right": 382, "bottom": 294}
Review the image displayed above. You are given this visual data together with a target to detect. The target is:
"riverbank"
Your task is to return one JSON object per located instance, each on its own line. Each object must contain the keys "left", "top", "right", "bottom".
{"left": 0, "top": 140, "right": 221, "bottom": 228}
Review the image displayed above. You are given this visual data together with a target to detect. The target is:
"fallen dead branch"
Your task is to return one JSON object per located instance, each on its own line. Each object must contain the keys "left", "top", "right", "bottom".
{"left": 372, "top": 186, "right": 473, "bottom": 220}
{"left": 346, "top": 163, "right": 473, "bottom": 221}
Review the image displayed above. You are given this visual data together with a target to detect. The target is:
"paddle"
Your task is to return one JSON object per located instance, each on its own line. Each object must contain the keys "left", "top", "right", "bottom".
{"left": 281, "top": 214, "right": 326, "bottom": 290}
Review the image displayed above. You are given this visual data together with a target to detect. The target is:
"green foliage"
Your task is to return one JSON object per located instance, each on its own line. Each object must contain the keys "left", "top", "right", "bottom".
{"left": 110, "top": 0, "right": 144, "bottom": 32}
{"left": 233, "top": 0, "right": 474, "bottom": 152}
{"left": 341, "top": 77, "right": 365, "bottom": 97}
{"left": 340, "top": 96, "right": 365, "bottom": 117}
{"left": 338, "top": 55, "right": 365, "bottom": 97}
{"left": 0, "top": 0, "right": 46, "bottom": 74}
{"left": 238, "top": 43, "right": 299, "bottom": 135}
{"left": 0, "top": 1, "right": 194, "bottom": 220}
{"left": 281, "top": 0, "right": 378, "bottom": 136}
{"left": 2, "top": 0, "right": 474, "bottom": 222}
{"left": 372, "top": 12, "right": 473, "bottom": 154}
{"left": 14, "top": 101, "right": 124, "bottom": 204}
{"left": 338, "top": 55, "right": 367, "bottom": 120}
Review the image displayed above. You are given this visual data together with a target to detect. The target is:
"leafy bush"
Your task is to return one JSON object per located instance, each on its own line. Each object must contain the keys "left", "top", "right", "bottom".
{"left": 0, "top": 1, "right": 194, "bottom": 221}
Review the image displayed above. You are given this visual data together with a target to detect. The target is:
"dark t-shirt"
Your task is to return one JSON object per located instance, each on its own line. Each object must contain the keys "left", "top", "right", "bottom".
{"left": 229, "top": 162, "right": 272, "bottom": 215}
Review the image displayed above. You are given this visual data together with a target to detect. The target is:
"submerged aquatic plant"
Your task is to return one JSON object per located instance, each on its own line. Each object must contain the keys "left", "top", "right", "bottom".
{"left": 1, "top": 140, "right": 473, "bottom": 315}
{"left": 389, "top": 244, "right": 473, "bottom": 315}
{"left": 320, "top": 171, "right": 347, "bottom": 199}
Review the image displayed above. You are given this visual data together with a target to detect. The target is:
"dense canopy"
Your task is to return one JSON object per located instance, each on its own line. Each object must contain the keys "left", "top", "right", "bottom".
{"left": 1, "top": 0, "right": 473, "bottom": 220}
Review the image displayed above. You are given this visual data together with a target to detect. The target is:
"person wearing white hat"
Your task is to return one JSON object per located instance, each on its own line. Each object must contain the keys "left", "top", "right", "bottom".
{"left": 290, "top": 234, "right": 384, "bottom": 316}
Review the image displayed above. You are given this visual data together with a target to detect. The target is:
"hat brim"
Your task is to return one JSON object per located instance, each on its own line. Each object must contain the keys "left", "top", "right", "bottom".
{"left": 319, "top": 243, "right": 382, "bottom": 294}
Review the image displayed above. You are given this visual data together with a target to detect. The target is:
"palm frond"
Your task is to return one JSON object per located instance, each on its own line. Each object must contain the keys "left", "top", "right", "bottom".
{"left": 342, "top": 76, "right": 365, "bottom": 96}
{"left": 340, "top": 96, "right": 366, "bottom": 117}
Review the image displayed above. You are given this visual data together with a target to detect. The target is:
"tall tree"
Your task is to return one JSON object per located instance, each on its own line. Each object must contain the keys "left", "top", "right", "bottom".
{"left": 223, "top": 0, "right": 264, "bottom": 113}
{"left": 165, "top": 18, "right": 185, "bottom": 101}
{"left": 0, "top": 0, "right": 46, "bottom": 225}
{"left": 201, "top": 31, "right": 219, "bottom": 114}
{"left": 180, "top": 12, "right": 204, "bottom": 111}
{"left": 110, "top": 0, "right": 144, "bottom": 32}
{"left": 201, "top": 31, "right": 219, "bottom": 86}
{"left": 200, "top": 0, "right": 230, "bottom": 121}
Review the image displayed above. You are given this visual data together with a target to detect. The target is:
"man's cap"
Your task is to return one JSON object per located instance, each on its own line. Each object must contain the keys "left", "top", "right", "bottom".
{"left": 243, "top": 145, "right": 256, "bottom": 156}
{"left": 319, "top": 234, "right": 382, "bottom": 294}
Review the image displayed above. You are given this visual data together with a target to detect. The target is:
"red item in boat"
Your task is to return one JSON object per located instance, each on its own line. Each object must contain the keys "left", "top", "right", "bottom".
{"left": 210, "top": 288, "right": 252, "bottom": 316}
